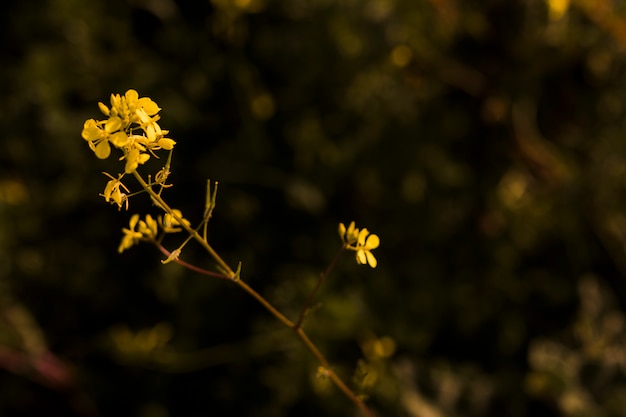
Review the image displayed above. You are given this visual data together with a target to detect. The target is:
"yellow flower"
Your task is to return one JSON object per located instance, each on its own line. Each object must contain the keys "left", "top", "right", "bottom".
{"left": 340, "top": 222, "right": 380, "bottom": 268}
{"left": 102, "top": 174, "right": 130, "bottom": 210}
{"left": 118, "top": 214, "right": 159, "bottom": 253}
{"left": 83, "top": 90, "right": 173, "bottom": 174}
{"left": 118, "top": 214, "right": 144, "bottom": 253}
{"left": 81, "top": 118, "right": 128, "bottom": 159}
{"left": 83, "top": 90, "right": 178, "bottom": 209}
{"left": 355, "top": 228, "right": 380, "bottom": 268}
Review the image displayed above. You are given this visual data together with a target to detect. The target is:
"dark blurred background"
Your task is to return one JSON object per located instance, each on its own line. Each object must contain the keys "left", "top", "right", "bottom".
{"left": 2, "top": 0, "right": 626, "bottom": 416}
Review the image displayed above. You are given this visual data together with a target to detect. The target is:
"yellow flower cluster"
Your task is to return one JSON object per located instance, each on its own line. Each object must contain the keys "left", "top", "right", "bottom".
{"left": 81, "top": 89, "right": 176, "bottom": 174}
{"left": 339, "top": 222, "right": 380, "bottom": 268}
{"left": 118, "top": 214, "right": 157, "bottom": 253}
{"left": 118, "top": 211, "right": 191, "bottom": 253}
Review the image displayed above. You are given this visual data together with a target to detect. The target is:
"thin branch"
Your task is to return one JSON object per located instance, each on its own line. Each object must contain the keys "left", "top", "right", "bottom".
{"left": 295, "top": 244, "right": 347, "bottom": 330}
{"left": 153, "top": 242, "right": 230, "bottom": 280}
{"left": 134, "top": 171, "right": 374, "bottom": 416}
{"left": 132, "top": 171, "right": 235, "bottom": 277}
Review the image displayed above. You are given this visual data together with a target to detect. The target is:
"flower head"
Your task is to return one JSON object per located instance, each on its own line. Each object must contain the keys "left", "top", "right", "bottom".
{"left": 102, "top": 173, "right": 130, "bottom": 210}
{"left": 118, "top": 214, "right": 160, "bottom": 253}
{"left": 82, "top": 90, "right": 174, "bottom": 172}
{"left": 355, "top": 228, "right": 380, "bottom": 268}
{"left": 339, "top": 222, "right": 380, "bottom": 268}
{"left": 82, "top": 90, "right": 179, "bottom": 213}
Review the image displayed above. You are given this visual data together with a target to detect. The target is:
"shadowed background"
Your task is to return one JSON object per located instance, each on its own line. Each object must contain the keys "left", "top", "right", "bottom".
{"left": 2, "top": 0, "right": 626, "bottom": 416}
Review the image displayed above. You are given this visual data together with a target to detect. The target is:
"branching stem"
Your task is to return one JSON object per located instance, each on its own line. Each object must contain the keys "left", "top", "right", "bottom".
{"left": 132, "top": 171, "right": 234, "bottom": 277}
{"left": 134, "top": 170, "right": 374, "bottom": 417}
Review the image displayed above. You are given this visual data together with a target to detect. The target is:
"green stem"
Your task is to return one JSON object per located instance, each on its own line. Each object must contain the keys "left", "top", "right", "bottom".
{"left": 234, "top": 279, "right": 295, "bottom": 329}
{"left": 132, "top": 171, "right": 234, "bottom": 277}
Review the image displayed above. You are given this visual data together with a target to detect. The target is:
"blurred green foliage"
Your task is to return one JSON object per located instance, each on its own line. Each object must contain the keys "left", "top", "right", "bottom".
{"left": 3, "top": 0, "right": 626, "bottom": 415}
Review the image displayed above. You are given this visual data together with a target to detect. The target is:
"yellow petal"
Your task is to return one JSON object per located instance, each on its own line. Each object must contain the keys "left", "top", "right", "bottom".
{"left": 145, "top": 125, "right": 156, "bottom": 142}
{"left": 139, "top": 98, "right": 160, "bottom": 115}
{"left": 366, "top": 234, "right": 380, "bottom": 249}
{"left": 129, "top": 214, "right": 140, "bottom": 229}
{"left": 144, "top": 215, "right": 158, "bottom": 237}
{"left": 347, "top": 221, "right": 356, "bottom": 236}
{"left": 136, "top": 108, "right": 150, "bottom": 123}
{"left": 356, "top": 250, "right": 367, "bottom": 265}
{"left": 82, "top": 120, "right": 103, "bottom": 140}
{"left": 338, "top": 223, "right": 346, "bottom": 239}
{"left": 103, "top": 180, "right": 115, "bottom": 201}
{"left": 82, "top": 126, "right": 103, "bottom": 141}
{"left": 125, "top": 89, "right": 139, "bottom": 103}
{"left": 366, "top": 251, "right": 377, "bottom": 268}
{"left": 118, "top": 236, "right": 132, "bottom": 253}
{"left": 94, "top": 140, "right": 111, "bottom": 159}
{"left": 112, "top": 188, "right": 123, "bottom": 206}
{"left": 109, "top": 131, "right": 129, "bottom": 148}
{"left": 357, "top": 229, "right": 369, "bottom": 246}
{"left": 105, "top": 116, "right": 122, "bottom": 133}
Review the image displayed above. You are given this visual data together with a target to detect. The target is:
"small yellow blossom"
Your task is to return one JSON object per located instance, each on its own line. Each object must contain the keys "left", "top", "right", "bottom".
{"left": 118, "top": 214, "right": 144, "bottom": 253}
{"left": 118, "top": 214, "right": 159, "bottom": 253}
{"left": 102, "top": 174, "right": 130, "bottom": 210}
{"left": 340, "top": 222, "right": 380, "bottom": 268}
{"left": 81, "top": 118, "right": 128, "bottom": 159}
{"left": 355, "top": 228, "right": 379, "bottom": 268}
